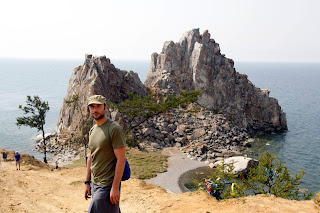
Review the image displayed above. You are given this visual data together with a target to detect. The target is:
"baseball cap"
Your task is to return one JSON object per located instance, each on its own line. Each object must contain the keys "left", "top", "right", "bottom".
{"left": 88, "top": 95, "right": 107, "bottom": 106}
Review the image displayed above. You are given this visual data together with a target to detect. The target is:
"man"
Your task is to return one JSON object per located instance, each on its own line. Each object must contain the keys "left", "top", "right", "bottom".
{"left": 84, "top": 95, "right": 126, "bottom": 213}
{"left": 15, "top": 151, "right": 21, "bottom": 170}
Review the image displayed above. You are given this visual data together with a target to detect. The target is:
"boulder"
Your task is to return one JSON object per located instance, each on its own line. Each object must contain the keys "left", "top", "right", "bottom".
{"left": 212, "top": 156, "right": 258, "bottom": 174}
{"left": 193, "top": 128, "right": 206, "bottom": 138}
{"left": 150, "top": 142, "right": 161, "bottom": 149}
{"left": 34, "top": 134, "right": 43, "bottom": 142}
{"left": 176, "top": 124, "right": 186, "bottom": 133}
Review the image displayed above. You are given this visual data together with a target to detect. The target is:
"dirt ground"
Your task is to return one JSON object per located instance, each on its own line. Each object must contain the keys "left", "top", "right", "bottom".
{"left": 0, "top": 150, "right": 319, "bottom": 213}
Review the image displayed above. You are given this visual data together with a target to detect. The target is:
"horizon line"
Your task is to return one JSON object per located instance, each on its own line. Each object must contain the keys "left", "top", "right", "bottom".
{"left": 0, "top": 56, "right": 320, "bottom": 64}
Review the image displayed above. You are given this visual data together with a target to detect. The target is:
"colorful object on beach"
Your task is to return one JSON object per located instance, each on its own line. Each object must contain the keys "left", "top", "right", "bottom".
{"left": 203, "top": 178, "right": 221, "bottom": 199}
{"left": 231, "top": 183, "right": 236, "bottom": 196}
{"left": 203, "top": 178, "right": 237, "bottom": 199}
{"left": 266, "top": 168, "right": 278, "bottom": 185}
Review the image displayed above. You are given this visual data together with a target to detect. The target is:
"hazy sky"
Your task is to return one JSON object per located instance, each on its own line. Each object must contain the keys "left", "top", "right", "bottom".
{"left": 1, "top": 0, "right": 319, "bottom": 62}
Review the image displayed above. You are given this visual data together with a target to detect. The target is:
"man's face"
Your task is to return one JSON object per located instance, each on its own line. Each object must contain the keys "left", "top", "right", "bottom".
{"left": 88, "top": 104, "right": 106, "bottom": 120}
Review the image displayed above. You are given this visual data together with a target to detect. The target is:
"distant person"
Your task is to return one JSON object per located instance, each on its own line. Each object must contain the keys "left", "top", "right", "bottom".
{"left": 55, "top": 160, "right": 59, "bottom": 169}
{"left": 15, "top": 151, "right": 21, "bottom": 170}
{"left": 3, "top": 151, "right": 7, "bottom": 162}
{"left": 84, "top": 95, "right": 126, "bottom": 213}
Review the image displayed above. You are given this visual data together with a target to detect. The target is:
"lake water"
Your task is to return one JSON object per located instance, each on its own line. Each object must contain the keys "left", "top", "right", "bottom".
{"left": 0, "top": 59, "right": 319, "bottom": 193}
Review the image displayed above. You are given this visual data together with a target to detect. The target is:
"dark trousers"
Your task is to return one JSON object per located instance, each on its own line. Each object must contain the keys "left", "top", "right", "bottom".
{"left": 88, "top": 183, "right": 121, "bottom": 213}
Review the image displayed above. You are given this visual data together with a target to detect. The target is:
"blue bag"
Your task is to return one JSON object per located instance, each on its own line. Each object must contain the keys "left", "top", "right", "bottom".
{"left": 122, "top": 159, "right": 131, "bottom": 181}
{"left": 107, "top": 120, "right": 131, "bottom": 181}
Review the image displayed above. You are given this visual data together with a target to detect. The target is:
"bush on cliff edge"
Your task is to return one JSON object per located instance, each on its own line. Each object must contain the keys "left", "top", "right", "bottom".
{"left": 243, "top": 151, "right": 313, "bottom": 200}
{"left": 198, "top": 151, "right": 313, "bottom": 201}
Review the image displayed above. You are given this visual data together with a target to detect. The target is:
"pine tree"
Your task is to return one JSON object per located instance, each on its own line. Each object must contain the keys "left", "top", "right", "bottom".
{"left": 244, "top": 151, "right": 313, "bottom": 200}
{"left": 115, "top": 90, "right": 202, "bottom": 147}
{"left": 16, "top": 95, "right": 50, "bottom": 163}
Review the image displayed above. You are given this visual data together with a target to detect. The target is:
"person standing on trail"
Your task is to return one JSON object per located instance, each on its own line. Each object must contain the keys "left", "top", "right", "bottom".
{"left": 15, "top": 151, "right": 21, "bottom": 170}
{"left": 55, "top": 160, "right": 59, "bottom": 169}
{"left": 84, "top": 95, "right": 126, "bottom": 213}
{"left": 3, "top": 151, "right": 7, "bottom": 162}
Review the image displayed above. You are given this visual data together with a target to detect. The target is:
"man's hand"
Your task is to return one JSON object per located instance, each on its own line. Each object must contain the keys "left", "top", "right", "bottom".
{"left": 110, "top": 186, "right": 120, "bottom": 204}
{"left": 84, "top": 152, "right": 92, "bottom": 200}
{"left": 84, "top": 184, "right": 91, "bottom": 200}
{"left": 110, "top": 146, "right": 125, "bottom": 204}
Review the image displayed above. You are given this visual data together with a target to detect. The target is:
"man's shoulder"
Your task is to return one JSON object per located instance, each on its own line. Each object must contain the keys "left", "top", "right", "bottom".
{"left": 109, "top": 120, "right": 123, "bottom": 131}
{"left": 110, "top": 119, "right": 120, "bottom": 127}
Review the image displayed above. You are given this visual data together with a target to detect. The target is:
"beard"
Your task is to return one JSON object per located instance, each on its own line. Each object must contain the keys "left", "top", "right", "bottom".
{"left": 92, "top": 112, "right": 105, "bottom": 121}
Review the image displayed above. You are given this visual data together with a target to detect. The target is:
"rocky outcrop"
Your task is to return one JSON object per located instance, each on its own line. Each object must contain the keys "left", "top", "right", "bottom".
{"left": 56, "top": 54, "right": 147, "bottom": 135}
{"left": 145, "top": 29, "right": 287, "bottom": 134}
{"left": 54, "top": 30, "right": 288, "bottom": 164}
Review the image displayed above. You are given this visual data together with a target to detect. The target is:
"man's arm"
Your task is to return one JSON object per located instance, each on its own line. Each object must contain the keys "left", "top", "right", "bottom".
{"left": 110, "top": 146, "right": 126, "bottom": 204}
{"left": 84, "top": 151, "right": 92, "bottom": 200}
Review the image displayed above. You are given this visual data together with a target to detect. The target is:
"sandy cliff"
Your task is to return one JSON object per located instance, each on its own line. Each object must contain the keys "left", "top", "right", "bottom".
{"left": 0, "top": 150, "right": 318, "bottom": 213}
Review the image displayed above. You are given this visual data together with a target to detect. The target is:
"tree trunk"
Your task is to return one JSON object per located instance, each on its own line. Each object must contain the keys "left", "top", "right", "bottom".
{"left": 42, "top": 126, "right": 47, "bottom": 163}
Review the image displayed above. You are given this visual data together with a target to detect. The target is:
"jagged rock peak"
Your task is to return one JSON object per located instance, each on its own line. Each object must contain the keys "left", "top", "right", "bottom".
{"left": 56, "top": 54, "right": 147, "bottom": 134}
{"left": 145, "top": 29, "right": 287, "bottom": 134}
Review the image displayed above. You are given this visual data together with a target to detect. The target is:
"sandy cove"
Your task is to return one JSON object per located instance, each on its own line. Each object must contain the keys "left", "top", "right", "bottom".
{"left": 0, "top": 149, "right": 319, "bottom": 213}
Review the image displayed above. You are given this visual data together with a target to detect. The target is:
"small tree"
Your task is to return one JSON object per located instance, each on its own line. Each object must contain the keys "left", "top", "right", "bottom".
{"left": 16, "top": 95, "right": 50, "bottom": 163}
{"left": 115, "top": 90, "right": 201, "bottom": 147}
{"left": 117, "top": 90, "right": 202, "bottom": 134}
{"left": 244, "top": 151, "right": 313, "bottom": 200}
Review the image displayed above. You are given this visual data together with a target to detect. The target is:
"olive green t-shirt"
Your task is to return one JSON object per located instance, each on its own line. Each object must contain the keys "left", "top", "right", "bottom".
{"left": 89, "top": 119, "right": 126, "bottom": 186}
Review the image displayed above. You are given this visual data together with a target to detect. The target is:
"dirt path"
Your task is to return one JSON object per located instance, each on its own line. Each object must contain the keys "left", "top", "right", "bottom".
{"left": 0, "top": 160, "right": 89, "bottom": 212}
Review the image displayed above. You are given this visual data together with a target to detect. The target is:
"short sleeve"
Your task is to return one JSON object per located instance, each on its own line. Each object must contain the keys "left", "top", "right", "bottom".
{"left": 110, "top": 125, "right": 126, "bottom": 149}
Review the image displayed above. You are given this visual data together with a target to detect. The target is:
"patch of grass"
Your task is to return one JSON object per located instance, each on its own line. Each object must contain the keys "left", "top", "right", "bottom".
{"left": 127, "top": 149, "right": 169, "bottom": 179}
{"left": 315, "top": 192, "right": 320, "bottom": 206}
{"left": 184, "top": 182, "right": 197, "bottom": 190}
{"left": 61, "top": 149, "right": 169, "bottom": 180}
{"left": 64, "top": 158, "right": 86, "bottom": 169}
{"left": 70, "top": 180, "right": 83, "bottom": 185}
{"left": 183, "top": 109, "right": 200, "bottom": 113}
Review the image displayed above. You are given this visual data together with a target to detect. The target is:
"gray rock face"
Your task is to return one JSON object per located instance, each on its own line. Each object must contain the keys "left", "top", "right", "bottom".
{"left": 145, "top": 29, "right": 287, "bottom": 134}
{"left": 57, "top": 54, "right": 147, "bottom": 134}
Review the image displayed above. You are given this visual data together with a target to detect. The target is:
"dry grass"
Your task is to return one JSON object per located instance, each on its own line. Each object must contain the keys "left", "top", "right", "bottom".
{"left": 126, "top": 148, "right": 169, "bottom": 179}
{"left": 63, "top": 158, "right": 86, "bottom": 169}
{"left": 314, "top": 192, "right": 320, "bottom": 206}
{"left": 62, "top": 148, "right": 169, "bottom": 180}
